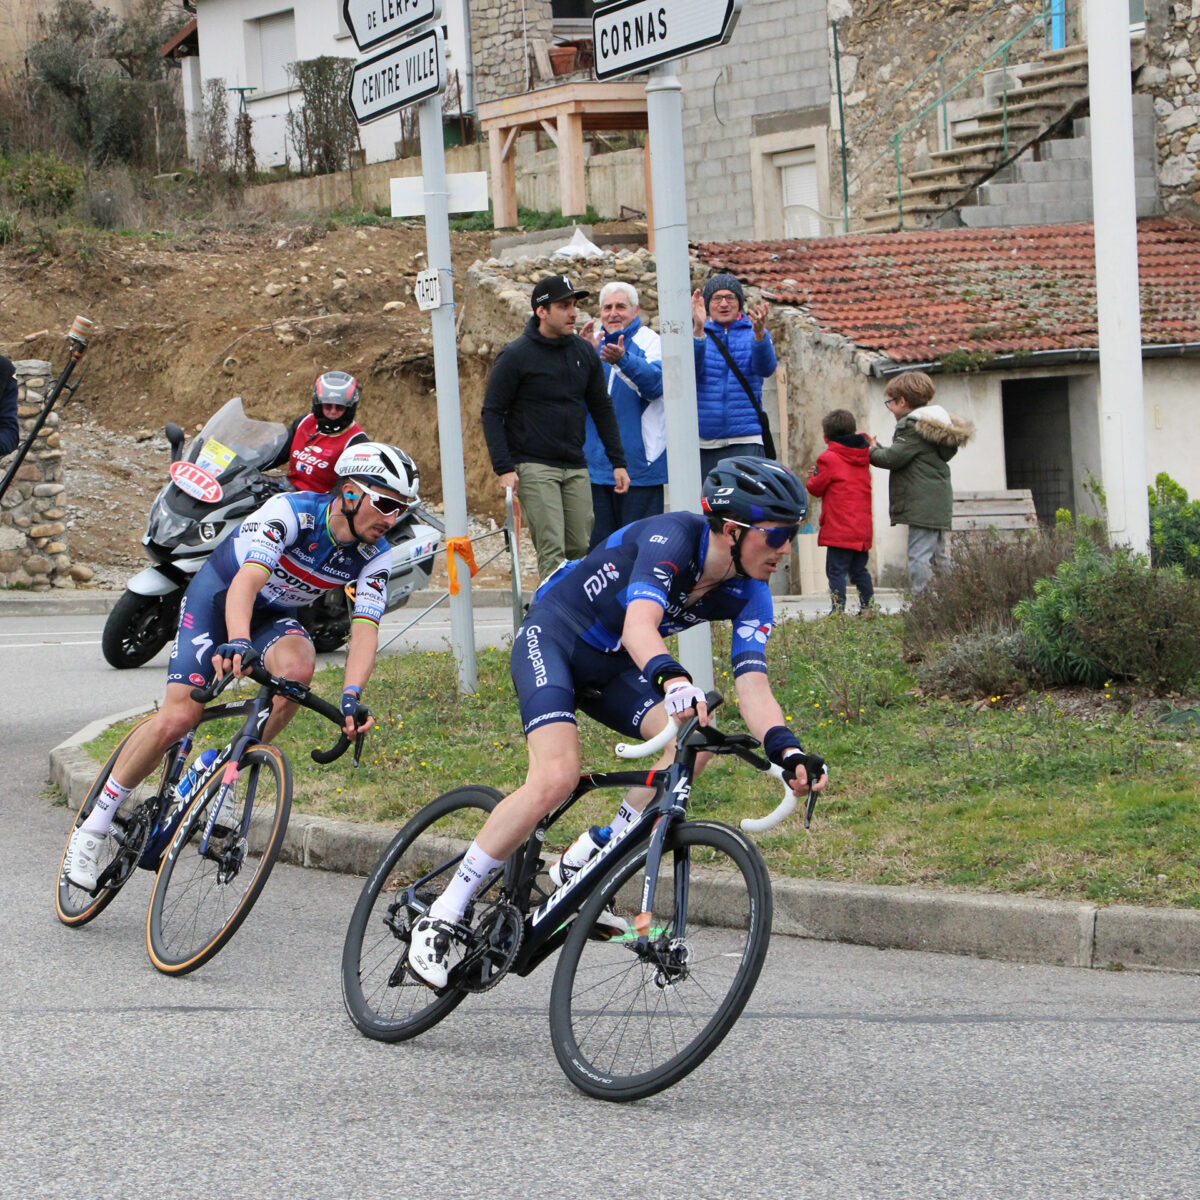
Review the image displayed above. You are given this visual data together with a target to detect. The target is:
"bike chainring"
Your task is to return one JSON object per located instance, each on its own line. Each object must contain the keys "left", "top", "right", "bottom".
{"left": 455, "top": 902, "right": 524, "bottom": 994}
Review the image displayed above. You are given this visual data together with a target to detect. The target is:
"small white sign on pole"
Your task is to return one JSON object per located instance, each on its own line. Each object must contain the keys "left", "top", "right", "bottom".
{"left": 414, "top": 269, "right": 442, "bottom": 311}
{"left": 389, "top": 171, "right": 490, "bottom": 217}
{"left": 592, "top": 0, "right": 742, "bottom": 80}
{"left": 347, "top": 27, "right": 444, "bottom": 125}
{"left": 343, "top": 0, "right": 441, "bottom": 53}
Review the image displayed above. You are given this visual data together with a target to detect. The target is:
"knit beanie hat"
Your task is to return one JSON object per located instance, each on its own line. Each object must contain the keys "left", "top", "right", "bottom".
{"left": 702, "top": 273, "right": 746, "bottom": 313}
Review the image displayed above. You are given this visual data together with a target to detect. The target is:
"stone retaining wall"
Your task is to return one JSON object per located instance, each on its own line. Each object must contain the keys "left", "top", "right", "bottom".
{"left": 0, "top": 360, "right": 90, "bottom": 590}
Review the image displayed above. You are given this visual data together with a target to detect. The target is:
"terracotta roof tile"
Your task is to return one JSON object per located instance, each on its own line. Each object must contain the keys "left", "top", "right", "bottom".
{"left": 693, "top": 218, "right": 1200, "bottom": 364}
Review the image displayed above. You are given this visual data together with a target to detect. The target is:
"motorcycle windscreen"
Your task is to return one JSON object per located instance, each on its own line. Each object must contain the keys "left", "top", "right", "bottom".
{"left": 185, "top": 397, "right": 290, "bottom": 480}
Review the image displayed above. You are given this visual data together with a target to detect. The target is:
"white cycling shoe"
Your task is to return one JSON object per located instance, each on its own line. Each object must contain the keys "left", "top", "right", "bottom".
{"left": 549, "top": 855, "right": 629, "bottom": 940}
{"left": 64, "top": 827, "right": 110, "bottom": 890}
{"left": 408, "top": 917, "right": 460, "bottom": 989}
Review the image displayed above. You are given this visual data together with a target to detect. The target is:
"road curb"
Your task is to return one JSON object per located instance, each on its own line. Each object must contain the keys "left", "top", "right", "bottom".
{"left": 49, "top": 714, "right": 1200, "bottom": 975}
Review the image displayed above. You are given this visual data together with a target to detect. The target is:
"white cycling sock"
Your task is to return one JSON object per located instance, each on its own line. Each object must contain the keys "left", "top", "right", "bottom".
{"left": 81, "top": 779, "right": 133, "bottom": 836}
{"left": 428, "top": 842, "right": 505, "bottom": 925}
{"left": 608, "top": 800, "right": 639, "bottom": 840}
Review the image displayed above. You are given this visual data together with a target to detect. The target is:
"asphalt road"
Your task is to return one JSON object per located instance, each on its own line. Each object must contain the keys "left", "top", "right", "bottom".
{"left": 4, "top": 608, "right": 1200, "bottom": 1199}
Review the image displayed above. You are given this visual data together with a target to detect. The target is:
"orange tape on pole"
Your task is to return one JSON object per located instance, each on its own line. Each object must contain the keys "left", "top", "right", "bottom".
{"left": 446, "top": 536, "right": 479, "bottom": 595}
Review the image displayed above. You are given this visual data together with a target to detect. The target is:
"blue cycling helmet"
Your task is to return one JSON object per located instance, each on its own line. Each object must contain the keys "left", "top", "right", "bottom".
{"left": 701, "top": 456, "right": 808, "bottom": 525}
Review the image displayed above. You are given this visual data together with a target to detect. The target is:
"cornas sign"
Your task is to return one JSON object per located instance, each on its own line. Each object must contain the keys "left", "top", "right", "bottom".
{"left": 592, "top": 0, "right": 742, "bottom": 80}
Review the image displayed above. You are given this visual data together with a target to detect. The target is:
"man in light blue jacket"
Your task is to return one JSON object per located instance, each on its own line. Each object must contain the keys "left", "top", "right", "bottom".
{"left": 691, "top": 272, "right": 777, "bottom": 476}
{"left": 581, "top": 281, "right": 666, "bottom": 548}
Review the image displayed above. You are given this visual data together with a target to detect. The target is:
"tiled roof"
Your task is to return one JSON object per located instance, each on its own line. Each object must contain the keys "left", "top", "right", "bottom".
{"left": 692, "top": 217, "right": 1200, "bottom": 365}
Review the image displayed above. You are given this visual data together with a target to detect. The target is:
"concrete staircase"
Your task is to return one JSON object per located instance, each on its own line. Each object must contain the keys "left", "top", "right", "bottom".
{"left": 862, "top": 42, "right": 1098, "bottom": 232}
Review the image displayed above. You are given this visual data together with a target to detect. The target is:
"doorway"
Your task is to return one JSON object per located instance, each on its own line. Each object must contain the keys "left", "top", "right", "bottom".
{"left": 1001, "top": 377, "right": 1075, "bottom": 523}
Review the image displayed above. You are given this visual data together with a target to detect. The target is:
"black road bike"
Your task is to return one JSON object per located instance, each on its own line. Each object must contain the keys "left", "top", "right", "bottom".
{"left": 340, "top": 692, "right": 820, "bottom": 1102}
{"left": 56, "top": 661, "right": 363, "bottom": 975}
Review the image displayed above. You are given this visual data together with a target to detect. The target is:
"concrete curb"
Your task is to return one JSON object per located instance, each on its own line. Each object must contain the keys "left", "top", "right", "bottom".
{"left": 49, "top": 715, "right": 1200, "bottom": 975}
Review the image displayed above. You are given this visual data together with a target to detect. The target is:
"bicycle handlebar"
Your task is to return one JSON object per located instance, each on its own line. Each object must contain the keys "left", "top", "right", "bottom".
{"left": 611, "top": 689, "right": 823, "bottom": 832}
{"left": 190, "top": 660, "right": 364, "bottom": 766}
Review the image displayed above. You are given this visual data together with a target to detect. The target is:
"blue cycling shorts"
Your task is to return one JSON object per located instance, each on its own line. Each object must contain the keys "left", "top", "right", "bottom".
{"left": 166, "top": 566, "right": 310, "bottom": 687}
{"left": 509, "top": 613, "right": 659, "bottom": 739}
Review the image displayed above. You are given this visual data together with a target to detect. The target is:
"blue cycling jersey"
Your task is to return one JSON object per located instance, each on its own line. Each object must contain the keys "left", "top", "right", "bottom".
{"left": 533, "top": 510, "right": 774, "bottom": 677}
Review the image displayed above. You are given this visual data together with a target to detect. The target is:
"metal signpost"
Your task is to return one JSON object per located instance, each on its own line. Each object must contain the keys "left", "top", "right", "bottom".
{"left": 592, "top": 0, "right": 742, "bottom": 690}
{"left": 346, "top": 6, "right": 479, "bottom": 693}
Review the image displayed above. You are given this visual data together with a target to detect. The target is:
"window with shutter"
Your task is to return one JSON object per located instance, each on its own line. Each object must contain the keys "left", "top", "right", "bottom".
{"left": 254, "top": 10, "right": 297, "bottom": 93}
{"left": 775, "top": 148, "right": 820, "bottom": 239}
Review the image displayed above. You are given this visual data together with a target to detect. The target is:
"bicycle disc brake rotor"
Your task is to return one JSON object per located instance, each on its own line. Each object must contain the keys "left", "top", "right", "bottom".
{"left": 653, "top": 936, "right": 692, "bottom": 989}
{"left": 457, "top": 902, "right": 523, "bottom": 994}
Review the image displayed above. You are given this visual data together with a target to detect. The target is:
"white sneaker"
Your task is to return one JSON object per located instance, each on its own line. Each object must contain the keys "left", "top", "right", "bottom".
{"left": 408, "top": 917, "right": 458, "bottom": 989}
{"left": 592, "top": 903, "right": 630, "bottom": 940}
{"left": 64, "top": 827, "right": 109, "bottom": 890}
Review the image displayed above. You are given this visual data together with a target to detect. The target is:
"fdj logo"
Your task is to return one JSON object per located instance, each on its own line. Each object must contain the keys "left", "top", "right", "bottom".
{"left": 583, "top": 561, "right": 620, "bottom": 600}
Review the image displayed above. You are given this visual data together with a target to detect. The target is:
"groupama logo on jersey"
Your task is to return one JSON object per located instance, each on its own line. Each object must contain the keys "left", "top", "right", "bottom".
{"left": 583, "top": 560, "right": 621, "bottom": 600}
{"left": 169, "top": 460, "right": 223, "bottom": 504}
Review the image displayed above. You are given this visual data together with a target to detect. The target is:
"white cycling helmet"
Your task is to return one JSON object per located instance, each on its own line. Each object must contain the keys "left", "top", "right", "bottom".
{"left": 334, "top": 442, "right": 420, "bottom": 502}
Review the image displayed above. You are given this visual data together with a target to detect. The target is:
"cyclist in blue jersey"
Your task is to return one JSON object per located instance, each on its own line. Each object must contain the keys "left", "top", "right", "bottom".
{"left": 409, "top": 456, "right": 829, "bottom": 988}
{"left": 64, "top": 443, "right": 420, "bottom": 890}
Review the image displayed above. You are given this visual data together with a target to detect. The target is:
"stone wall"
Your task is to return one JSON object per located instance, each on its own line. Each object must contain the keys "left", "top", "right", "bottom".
{"left": 469, "top": 0, "right": 555, "bottom": 107}
{"left": 0, "top": 360, "right": 91, "bottom": 590}
{"left": 1138, "top": 0, "right": 1200, "bottom": 211}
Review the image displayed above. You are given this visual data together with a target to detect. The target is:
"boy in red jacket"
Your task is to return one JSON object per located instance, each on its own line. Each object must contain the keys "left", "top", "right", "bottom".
{"left": 806, "top": 409, "right": 874, "bottom": 613}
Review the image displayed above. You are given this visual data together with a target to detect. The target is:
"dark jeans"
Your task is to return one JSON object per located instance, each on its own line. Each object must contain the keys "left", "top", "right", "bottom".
{"left": 589, "top": 483, "right": 665, "bottom": 549}
{"left": 825, "top": 546, "right": 874, "bottom": 611}
{"left": 699, "top": 441, "right": 767, "bottom": 478}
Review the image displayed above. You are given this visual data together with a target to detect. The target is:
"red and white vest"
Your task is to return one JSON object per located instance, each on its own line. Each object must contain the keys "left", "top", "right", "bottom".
{"left": 285, "top": 415, "right": 367, "bottom": 493}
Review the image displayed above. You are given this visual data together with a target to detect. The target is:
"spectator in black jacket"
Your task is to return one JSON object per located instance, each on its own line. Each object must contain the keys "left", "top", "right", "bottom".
{"left": 482, "top": 273, "right": 629, "bottom": 579}
{"left": 0, "top": 356, "right": 19, "bottom": 458}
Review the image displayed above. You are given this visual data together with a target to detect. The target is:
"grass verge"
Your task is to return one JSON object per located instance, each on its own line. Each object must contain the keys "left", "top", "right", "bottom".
{"left": 85, "top": 614, "right": 1200, "bottom": 908}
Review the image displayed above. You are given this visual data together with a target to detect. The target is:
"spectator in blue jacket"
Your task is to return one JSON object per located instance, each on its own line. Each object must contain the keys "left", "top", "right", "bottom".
{"left": 580, "top": 281, "right": 666, "bottom": 548}
{"left": 0, "top": 356, "right": 19, "bottom": 458}
{"left": 691, "top": 272, "right": 777, "bottom": 476}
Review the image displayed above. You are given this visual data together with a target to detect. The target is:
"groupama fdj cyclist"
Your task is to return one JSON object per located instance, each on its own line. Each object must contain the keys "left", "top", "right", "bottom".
{"left": 65, "top": 442, "right": 420, "bottom": 890}
{"left": 409, "top": 456, "right": 829, "bottom": 987}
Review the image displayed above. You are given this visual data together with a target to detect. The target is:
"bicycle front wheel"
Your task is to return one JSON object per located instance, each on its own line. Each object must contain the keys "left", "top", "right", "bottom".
{"left": 549, "top": 820, "right": 772, "bottom": 1102}
{"left": 56, "top": 716, "right": 170, "bottom": 927}
{"left": 341, "top": 786, "right": 501, "bottom": 1042}
{"left": 146, "top": 745, "right": 291, "bottom": 976}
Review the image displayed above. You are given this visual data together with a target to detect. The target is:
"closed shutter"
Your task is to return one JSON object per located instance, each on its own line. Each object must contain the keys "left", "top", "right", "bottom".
{"left": 257, "top": 11, "right": 297, "bottom": 93}
{"left": 776, "top": 148, "right": 820, "bottom": 239}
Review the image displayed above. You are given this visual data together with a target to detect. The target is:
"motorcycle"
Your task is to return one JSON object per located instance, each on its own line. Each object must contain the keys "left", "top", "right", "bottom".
{"left": 101, "top": 397, "right": 443, "bottom": 669}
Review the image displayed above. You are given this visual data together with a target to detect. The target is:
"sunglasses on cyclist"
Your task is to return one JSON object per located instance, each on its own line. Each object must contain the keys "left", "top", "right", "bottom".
{"left": 348, "top": 482, "right": 411, "bottom": 516}
{"left": 728, "top": 519, "right": 800, "bottom": 548}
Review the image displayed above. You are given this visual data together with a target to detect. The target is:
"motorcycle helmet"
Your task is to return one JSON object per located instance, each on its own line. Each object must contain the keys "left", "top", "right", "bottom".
{"left": 701, "top": 456, "right": 808, "bottom": 525}
{"left": 312, "top": 371, "right": 361, "bottom": 434}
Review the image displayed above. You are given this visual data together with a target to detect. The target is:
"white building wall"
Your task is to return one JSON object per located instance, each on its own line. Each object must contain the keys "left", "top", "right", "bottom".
{"left": 193, "top": 0, "right": 468, "bottom": 170}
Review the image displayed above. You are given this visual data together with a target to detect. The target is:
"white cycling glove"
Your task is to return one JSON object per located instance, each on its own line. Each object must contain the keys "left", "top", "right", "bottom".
{"left": 664, "top": 679, "right": 707, "bottom": 718}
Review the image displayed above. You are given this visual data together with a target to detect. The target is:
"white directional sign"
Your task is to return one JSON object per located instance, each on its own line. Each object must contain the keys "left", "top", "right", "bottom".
{"left": 347, "top": 27, "right": 444, "bottom": 126}
{"left": 343, "top": 0, "right": 440, "bottom": 53}
{"left": 592, "top": 0, "right": 742, "bottom": 80}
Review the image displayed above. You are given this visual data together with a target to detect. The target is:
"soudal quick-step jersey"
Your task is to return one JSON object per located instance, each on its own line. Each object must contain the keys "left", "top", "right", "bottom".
{"left": 206, "top": 491, "right": 392, "bottom": 624}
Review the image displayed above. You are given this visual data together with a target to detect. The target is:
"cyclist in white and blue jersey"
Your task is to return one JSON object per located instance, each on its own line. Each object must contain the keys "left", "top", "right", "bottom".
{"left": 409, "top": 456, "right": 829, "bottom": 988}
{"left": 65, "top": 443, "right": 419, "bottom": 890}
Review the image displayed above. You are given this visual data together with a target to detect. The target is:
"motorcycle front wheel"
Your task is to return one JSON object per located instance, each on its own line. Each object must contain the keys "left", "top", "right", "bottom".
{"left": 101, "top": 589, "right": 180, "bottom": 669}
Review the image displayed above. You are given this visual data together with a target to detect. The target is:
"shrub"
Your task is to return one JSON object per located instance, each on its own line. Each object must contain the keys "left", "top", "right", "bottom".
{"left": 0, "top": 152, "right": 82, "bottom": 216}
{"left": 285, "top": 57, "right": 359, "bottom": 176}
{"left": 0, "top": 211, "right": 18, "bottom": 243}
{"left": 1015, "top": 539, "right": 1200, "bottom": 692}
{"left": 1148, "top": 472, "right": 1200, "bottom": 579}
{"left": 915, "top": 627, "right": 1040, "bottom": 699}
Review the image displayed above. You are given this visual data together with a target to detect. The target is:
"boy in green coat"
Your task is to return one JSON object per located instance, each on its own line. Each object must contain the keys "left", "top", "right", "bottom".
{"left": 865, "top": 371, "right": 973, "bottom": 594}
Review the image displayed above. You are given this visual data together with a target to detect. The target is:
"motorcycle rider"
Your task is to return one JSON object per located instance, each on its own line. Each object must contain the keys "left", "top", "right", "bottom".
{"left": 272, "top": 371, "right": 369, "bottom": 492}
{"left": 65, "top": 442, "right": 420, "bottom": 890}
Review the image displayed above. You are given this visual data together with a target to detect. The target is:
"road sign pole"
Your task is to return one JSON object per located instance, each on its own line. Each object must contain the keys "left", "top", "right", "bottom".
{"left": 417, "top": 93, "right": 477, "bottom": 694}
{"left": 644, "top": 64, "right": 712, "bottom": 691}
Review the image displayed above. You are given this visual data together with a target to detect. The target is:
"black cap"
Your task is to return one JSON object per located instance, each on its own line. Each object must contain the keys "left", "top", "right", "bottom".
{"left": 531, "top": 273, "right": 591, "bottom": 311}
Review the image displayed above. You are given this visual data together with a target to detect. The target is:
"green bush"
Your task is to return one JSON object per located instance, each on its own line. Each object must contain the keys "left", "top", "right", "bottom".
{"left": 0, "top": 210, "right": 18, "bottom": 243}
{"left": 1015, "top": 539, "right": 1200, "bottom": 692}
{"left": 1148, "top": 472, "right": 1200, "bottom": 578}
{"left": 0, "top": 152, "right": 82, "bottom": 216}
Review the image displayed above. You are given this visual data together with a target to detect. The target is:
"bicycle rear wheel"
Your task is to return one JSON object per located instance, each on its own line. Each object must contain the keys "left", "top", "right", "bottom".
{"left": 146, "top": 745, "right": 291, "bottom": 976}
{"left": 549, "top": 820, "right": 772, "bottom": 1102}
{"left": 341, "top": 786, "right": 501, "bottom": 1042}
{"left": 56, "top": 716, "right": 171, "bottom": 927}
